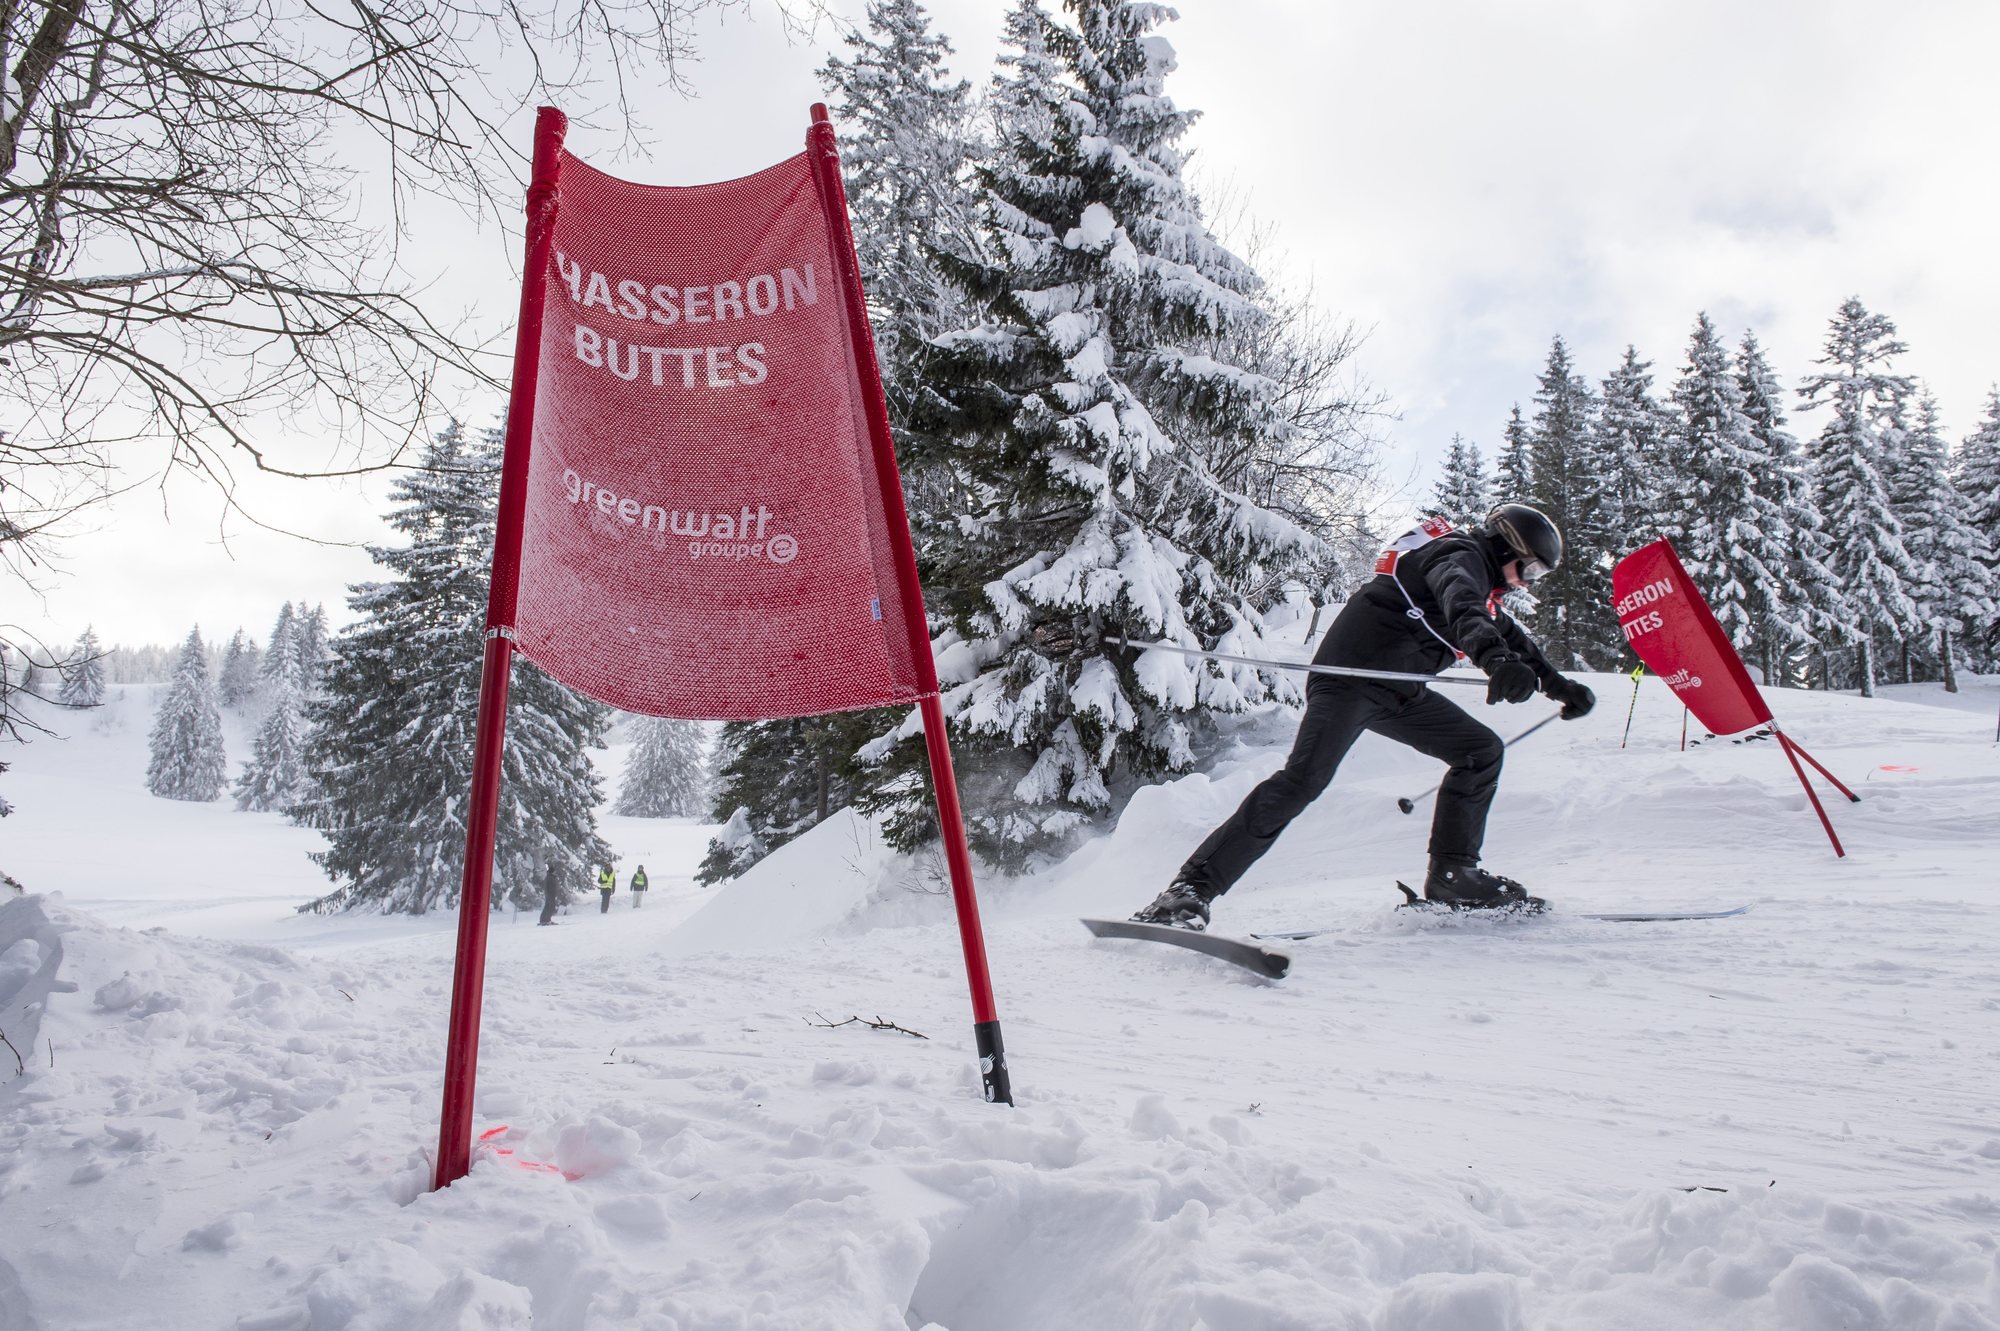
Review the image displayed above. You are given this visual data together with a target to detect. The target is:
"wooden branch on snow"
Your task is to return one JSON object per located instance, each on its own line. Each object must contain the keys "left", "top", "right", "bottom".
{"left": 807, "top": 1012, "right": 930, "bottom": 1041}
{"left": 0, "top": 1028, "right": 22, "bottom": 1077}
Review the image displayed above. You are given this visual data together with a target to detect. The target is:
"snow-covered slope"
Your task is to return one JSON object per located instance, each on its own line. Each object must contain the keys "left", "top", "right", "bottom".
{"left": 3, "top": 677, "right": 1998, "bottom": 1330}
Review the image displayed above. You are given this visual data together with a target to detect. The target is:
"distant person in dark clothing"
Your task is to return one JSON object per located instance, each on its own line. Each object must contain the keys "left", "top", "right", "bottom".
{"left": 596, "top": 865, "right": 616, "bottom": 914}
{"left": 538, "top": 856, "right": 563, "bottom": 926}
{"left": 629, "top": 864, "right": 649, "bottom": 909}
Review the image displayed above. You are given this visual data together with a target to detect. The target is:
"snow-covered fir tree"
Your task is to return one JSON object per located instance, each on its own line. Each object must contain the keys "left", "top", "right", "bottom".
{"left": 1956, "top": 389, "right": 2000, "bottom": 668}
{"left": 1495, "top": 404, "right": 1533, "bottom": 499}
{"left": 1894, "top": 393, "right": 1995, "bottom": 689}
{"left": 614, "top": 716, "right": 712, "bottom": 818}
{"left": 1734, "top": 331, "right": 1839, "bottom": 685}
{"left": 145, "top": 627, "right": 227, "bottom": 801}
{"left": 234, "top": 670, "right": 308, "bottom": 811}
{"left": 57, "top": 626, "right": 107, "bottom": 708}
{"left": 217, "top": 629, "right": 260, "bottom": 707}
{"left": 989, "top": 0, "right": 1064, "bottom": 147}
{"left": 818, "top": 0, "right": 977, "bottom": 358}
{"left": 290, "top": 604, "right": 330, "bottom": 697}
{"left": 261, "top": 604, "right": 296, "bottom": 668}
{"left": 1430, "top": 434, "right": 1490, "bottom": 526}
{"left": 1524, "top": 336, "right": 1618, "bottom": 667}
{"left": 1593, "top": 345, "right": 1675, "bottom": 546}
{"left": 1664, "top": 313, "right": 1799, "bottom": 673}
{"left": 887, "top": 0, "right": 1320, "bottom": 867}
{"left": 293, "top": 420, "right": 612, "bottom": 913}
{"left": 1797, "top": 297, "right": 1922, "bottom": 696}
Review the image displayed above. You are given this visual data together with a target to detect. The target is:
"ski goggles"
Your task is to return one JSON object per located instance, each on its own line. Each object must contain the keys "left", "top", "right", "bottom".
{"left": 1512, "top": 556, "right": 1553, "bottom": 583}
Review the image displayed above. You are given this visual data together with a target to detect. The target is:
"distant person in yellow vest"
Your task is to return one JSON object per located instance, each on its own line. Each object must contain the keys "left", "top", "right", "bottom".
{"left": 596, "top": 865, "right": 616, "bottom": 914}
{"left": 629, "top": 864, "right": 649, "bottom": 909}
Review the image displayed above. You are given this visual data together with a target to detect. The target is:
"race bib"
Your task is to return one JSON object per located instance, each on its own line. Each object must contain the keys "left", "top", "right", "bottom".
{"left": 1373, "top": 516, "right": 1456, "bottom": 575}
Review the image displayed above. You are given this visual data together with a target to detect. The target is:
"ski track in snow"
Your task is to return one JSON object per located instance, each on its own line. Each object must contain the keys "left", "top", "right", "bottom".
{"left": 2, "top": 678, "right": 1999, "bottom": 1330}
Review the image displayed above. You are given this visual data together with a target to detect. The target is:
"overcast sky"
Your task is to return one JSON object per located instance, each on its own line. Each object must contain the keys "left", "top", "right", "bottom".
{"left": 20, "top": 0, "right": 2000, "bottom": 650}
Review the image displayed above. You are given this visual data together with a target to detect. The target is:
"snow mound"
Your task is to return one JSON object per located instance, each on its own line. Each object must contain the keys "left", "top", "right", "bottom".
{"left": 662, "top": 807, "right": 962, "bottom": 955}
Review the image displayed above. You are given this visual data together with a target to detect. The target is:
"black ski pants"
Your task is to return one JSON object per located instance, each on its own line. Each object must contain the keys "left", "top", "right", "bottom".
{"left": 1176, "top": 679, "right": 1505, "bottom": 897}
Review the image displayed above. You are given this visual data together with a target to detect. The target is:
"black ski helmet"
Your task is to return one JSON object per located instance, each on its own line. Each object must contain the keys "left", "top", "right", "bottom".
{"left": 1484, "top": 503, "right": 1563, "bottom": 581}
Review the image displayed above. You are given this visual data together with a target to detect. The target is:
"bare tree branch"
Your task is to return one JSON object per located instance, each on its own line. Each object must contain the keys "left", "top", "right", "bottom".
{"left": 1, "top": 0, "right": 827, "bottom": 582}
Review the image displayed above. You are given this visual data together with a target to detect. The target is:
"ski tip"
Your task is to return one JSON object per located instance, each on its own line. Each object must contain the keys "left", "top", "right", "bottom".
{"left": 1395, "top": 881, "right": 1421, "bottom": 905}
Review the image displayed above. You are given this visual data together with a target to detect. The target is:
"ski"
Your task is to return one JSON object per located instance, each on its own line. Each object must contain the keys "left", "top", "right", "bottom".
{"left": 1254, "top": 901, "right": 1751, "bottom": 940}
{"left": 1572, "top": 905, "right": 1751, "bottom": 922}
{"left": 1081, "top": 917, "right": 1291, "bottom": 980}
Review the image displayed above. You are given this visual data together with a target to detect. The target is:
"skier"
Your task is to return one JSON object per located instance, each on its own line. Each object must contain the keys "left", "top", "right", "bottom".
{"left": 629, "top": 864, "right": 649, "bottom": 909}
{"left": 596, "top": 864, "right": 616, "bottom": 914}
{"left": 1132, "top": 503, "right": 1597, "bottom": 929}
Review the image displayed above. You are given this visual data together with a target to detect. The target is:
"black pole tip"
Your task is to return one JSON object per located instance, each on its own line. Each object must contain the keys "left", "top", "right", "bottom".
{"left": 1397, "top": 798, "right": 1415, "bottom": 814}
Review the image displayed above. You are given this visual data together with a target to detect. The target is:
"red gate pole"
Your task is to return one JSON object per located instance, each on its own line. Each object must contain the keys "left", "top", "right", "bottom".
{"left": 805, "top": 103, "right": 1012, "bottom": 1105}
{"left": 433, "top": 106, "right": 570, "bottom": 1189}
{"left": 1772, "top": 728, "right": 1845, "bottom": 858}
{"left": 1771, "top": 728, "right": 1860, "bottom": 803}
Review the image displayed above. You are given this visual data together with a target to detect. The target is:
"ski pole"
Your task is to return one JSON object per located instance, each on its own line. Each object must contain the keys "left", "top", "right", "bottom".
{"left": 1105, "top": 637, "right": 1489, "bottom": 689}
{"left": 1397, "top": 711, "right": 1563, "bottom": 814}
{"left": 1619, "top": 664, "right": 1644, "bottom": 749}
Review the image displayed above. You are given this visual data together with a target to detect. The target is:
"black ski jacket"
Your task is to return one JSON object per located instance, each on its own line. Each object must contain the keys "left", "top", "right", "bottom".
{"left": 1313, "top": 531, "right": 1556, "bottom": 691}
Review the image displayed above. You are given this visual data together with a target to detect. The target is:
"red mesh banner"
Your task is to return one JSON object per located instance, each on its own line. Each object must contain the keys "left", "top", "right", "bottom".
{"left": 509, "top": 150, "right": 926, "bottom": 721}
{"left": 1613, "top": 539, "right": 1773, "bottom": 736}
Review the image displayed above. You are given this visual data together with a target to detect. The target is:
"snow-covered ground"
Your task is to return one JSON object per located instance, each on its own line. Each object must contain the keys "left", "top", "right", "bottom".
{"left": 4, "top": 676, "right": 1999, "bottom": 1330}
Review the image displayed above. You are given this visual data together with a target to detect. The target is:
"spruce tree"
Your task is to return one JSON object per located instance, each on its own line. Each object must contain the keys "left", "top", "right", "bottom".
{"left": 57, "top": 626, "right": 107, "bottom": 708}
{"left": 1956, "top": 389, "right": 2000, "bottom": 669}
{"left": 1797, "top": 297, "right": 1922, "bottom": 696}
{"left": 1430, "top": 434, "right": 1490, "bottom": 526}
{"left": 1665, "top": 314, "right": 1796, "bottom": 672}
{"left": 891, "top": 0, "right": 1320, "bottom": 867}
{"left": 293, "top": 420, "right": 612, "bottom": 913}
{"left": 989, "top": 0, "right": 1065, "bottom": 146}
{"left": 1594, "top": 345, "right": 1675, "bottom": 547}
{"left": 1735, "top": 331, "right": 1839, "bottom": 684}
{"left": 1895, "top": 394, "right": 1994, "bottom": 689}
{"left": 291, "top": 604, "right": 330, "bottom": 697}
{"left": 614, "top": 716, "right": 712, "bottom": 818}
{"left": 146, "top": 627, "right": 227, "bottom": 801}
{"left": 1495, "top": 404, "right": 1533, "bottom": 499}
{"left": 1525, "top": 336, "right": 1618, "bottom": 666}
{"left": 235, "top": 671, "right": 308, "bottom": 811}
{"left": 259, "top": 603, "right": 297, "bottom": 697}
{"left": 217, "top": 629, "right": 259, "bottom": 707}
{"left": 818, "top": 0, "right": 976, "bottom": 358}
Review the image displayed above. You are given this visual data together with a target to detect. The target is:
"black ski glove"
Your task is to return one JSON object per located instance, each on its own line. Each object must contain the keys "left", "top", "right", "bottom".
{"left": 1482, "top": 655, "right": 1538, "bottom": 705}
{"left": 1544, "top": 673, "right": 1596, "bottom": 720}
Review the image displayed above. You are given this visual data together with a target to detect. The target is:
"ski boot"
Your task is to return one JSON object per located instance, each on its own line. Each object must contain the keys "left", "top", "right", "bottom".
{"left": 1131, "top": 878, "right": 1214, "bottom": 931}
{"left": 1417, "top": 857, "right": 1545, "bottom": 913}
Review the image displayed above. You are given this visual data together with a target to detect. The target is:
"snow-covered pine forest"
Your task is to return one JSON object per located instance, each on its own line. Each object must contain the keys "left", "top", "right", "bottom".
{"left": 7, "top": 1, "right": 1988, "bottom": 900}
{"left": 1466, "top": 303, "right": 1999, "bottom": 701}
{"left": 0, "top": 0, "right": 1989, "bottom": 914}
